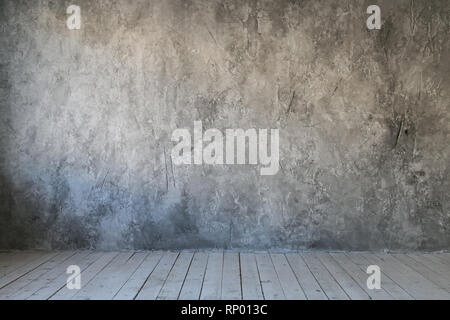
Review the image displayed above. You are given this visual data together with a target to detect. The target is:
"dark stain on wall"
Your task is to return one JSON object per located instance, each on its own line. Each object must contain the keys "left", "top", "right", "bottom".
{"left": 0, "top": 0, "right": 449, "bottom": 250}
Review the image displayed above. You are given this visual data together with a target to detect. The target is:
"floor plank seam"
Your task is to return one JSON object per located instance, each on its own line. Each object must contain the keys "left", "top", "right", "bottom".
{"left": 300, "top": 254, "right": 329, "bottom": 300}
{"left": 283, "top": 253, "right": 308, "bottom": 300}
{"left": 268, "top": 253, "right": 286, "bottom": 299}
{"left": 0, "top": 252, "right": 60, "bottom": 291}
{"left": 316, "top": 254, "right": 352, "bottom": 300}
{"left": 71, "top": 252, "right": 120, "bottom": 300}
{"left": 254, "top": 254, "right": 265, "bottom": 300}
{"left": 132, "top": 252, "right": 164, "bottom": 300}
{"left": 112, "top": 251, "right": 148, "bottom": 300}
{"left": 176, "top": 250, "right": 196, "bottom": 300}
{"left": 238, "top": 253, "right": 243, "bottom": 301}
{"left": 47, "top": 252, "right": 100, "bottom": 300}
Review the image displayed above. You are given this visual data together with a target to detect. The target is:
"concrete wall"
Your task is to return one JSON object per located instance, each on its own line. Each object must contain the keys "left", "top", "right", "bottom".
{"left": 0, "top": 0, "right": 449, "bottom": 251}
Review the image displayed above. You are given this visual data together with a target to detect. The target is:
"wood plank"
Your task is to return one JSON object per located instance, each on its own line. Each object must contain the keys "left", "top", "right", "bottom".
{"left": 346, "top": 253, "right": 412, "bottom": 300}
{"left": 178, "top": 252, "right": 208, "bottom": 300}
{"left": 270, "top": 253, "right": 306, "bottom": 300}
{"left": 200, "top": 251, "right": 224, "bottom": 300}
{"left": 0, "top": 252, "right": 43, "bottom": 278}
{"left": 135, "top": 252, "right": 179, "bottom": 300}
{"left": 315, "top": 253, "right": 370, "bottom": 300}
{"left": 113, "top": 251, "right": 163, "bottom": 300}
{"left": 28, "top": 251, "right": 105, "bottom": 300}
{"left": 407, "top": 254, "right": 450, "bottom": 278}
{"left": 73, "top": 252, "right": 147, "bottom": 300}
{"left": 8, "top": 250, "right": 448, "bottom": 300}
{"left": 301, "top": 253, "right": 349, "bottom": 300}
{"left": 392, "top": 254, "right": 450, "bottom": 292}
{"left": 0, "top": 252, "right": 21, "bottom": 277}
{"left": 0, "top": 252, "right": 13, "bottom": 262}
{"left": 221, "top": 252, "right": 242, "bottom": 300}
{"left": 255, "top": 253, "right": 285, "bottom": 300}
{"left": 285, "top": 253, "right": 327, "bottom": 300}
{"left": 157, "top": 252, "right": 194, "bottom": 300}
{"left": 431, "top": 253, "right": 450, "bottom": 266}
{"left": 239, "top": 253, "right": 263, "bottom": 300}
{"left": 0, "top": 253, "right": 13, "bottom": 277}
{"left": 330, "top": 253, "right": 393, "bottom": 300}
{"left": 0, "top": 252, "right": 59, "bottom": 289}
{"left": 0, "top": 251, "right": 76, "bottom": 299}
{"left": 371, "top": 253, "right": 450, "bottom": 300}
{"left": 12, "top": 251, "right": 91, "bottom": 300}
{"left": 50, "top": 252, "right": 119, "bottom": 300}
{"left": 439, "top": 253, "right": 450, "bottom": 265}
{"left": 426, "top": 254, "right": 450, "bottom": 272}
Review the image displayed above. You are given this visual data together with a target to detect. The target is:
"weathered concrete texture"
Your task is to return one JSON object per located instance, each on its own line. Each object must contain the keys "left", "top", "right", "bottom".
{"left": 0, "top": 0, "right": 449, "bottom": 251}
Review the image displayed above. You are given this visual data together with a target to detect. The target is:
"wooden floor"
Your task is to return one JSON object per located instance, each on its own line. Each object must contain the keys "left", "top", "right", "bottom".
{"left": 0, "top": 251, "right": 449, "bottom": 300}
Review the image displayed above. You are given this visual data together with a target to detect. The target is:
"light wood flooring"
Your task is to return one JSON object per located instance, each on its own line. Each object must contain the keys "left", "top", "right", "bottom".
{"left": 0, "top": 251, "right": 449, "bottom": 300}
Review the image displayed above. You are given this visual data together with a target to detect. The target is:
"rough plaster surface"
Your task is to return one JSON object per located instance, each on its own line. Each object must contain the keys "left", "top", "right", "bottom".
{"left": 0, "top": 0, "right": 449, "bottom": 251}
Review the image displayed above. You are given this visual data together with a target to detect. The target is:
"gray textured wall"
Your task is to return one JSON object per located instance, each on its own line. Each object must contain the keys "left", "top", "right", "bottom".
{"left": 0, "top": 0, "right": 449, "bottom": 251}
